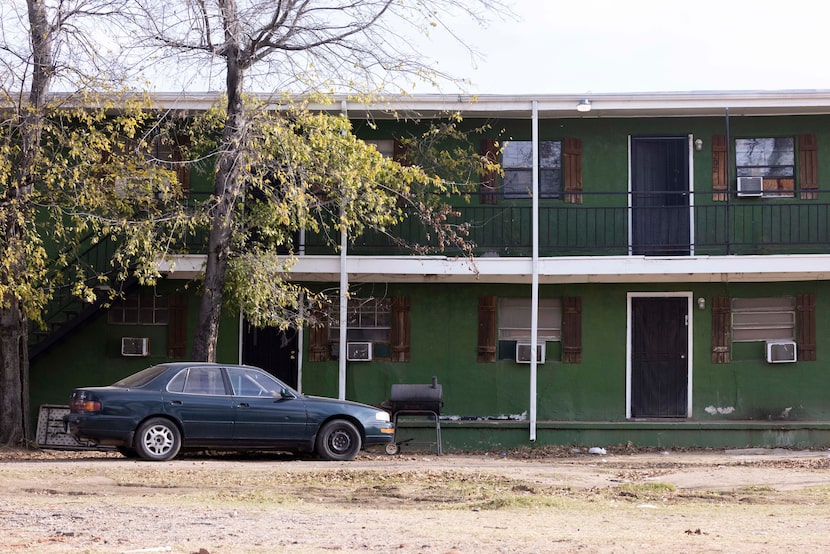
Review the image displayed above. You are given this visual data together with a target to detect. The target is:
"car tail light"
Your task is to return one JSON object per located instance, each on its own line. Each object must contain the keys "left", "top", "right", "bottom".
{"left": 70, "top": 396, "right": 101, "bottom": 412}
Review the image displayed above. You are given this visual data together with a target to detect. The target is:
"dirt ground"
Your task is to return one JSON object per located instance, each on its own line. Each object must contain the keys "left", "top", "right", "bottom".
{"left": 2, "top": 445, "right": 830, "bottom": 553}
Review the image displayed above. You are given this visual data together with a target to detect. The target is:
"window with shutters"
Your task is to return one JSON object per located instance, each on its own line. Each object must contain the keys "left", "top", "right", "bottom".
{"left": 732, "top": 136, "right": 819, "bottom": 198}
{"left": 478, "top": 295, "right": 581, "bottom": 363}
{"left": 502, "top": 140, "right": 562, "bottom": 199}
{"left": 329, "top": 298, "right": 392, "bottom": 343}
{"left": 718, "top": 295, "right": 815, "bottom": 363}
{"left": 322, "top": 296, "right": 410, "bottom": 361}
{"left": 731, "top": 297, "right": 796, "bottom": 342}
{"left": 735, "top": 137, "right": 795, "bottom": 197}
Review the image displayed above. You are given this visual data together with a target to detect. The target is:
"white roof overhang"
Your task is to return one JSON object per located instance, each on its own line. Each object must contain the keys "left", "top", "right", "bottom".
{"left": 146, "top": 89, "right": 830, "bottom": 119}
{"left": 157, "top": 254, "right": 830, "bottom": 284}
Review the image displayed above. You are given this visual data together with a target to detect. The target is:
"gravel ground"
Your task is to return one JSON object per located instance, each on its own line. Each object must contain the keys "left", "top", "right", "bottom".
{"left": 3, "top": 445, "right": 830, "bottom": 553}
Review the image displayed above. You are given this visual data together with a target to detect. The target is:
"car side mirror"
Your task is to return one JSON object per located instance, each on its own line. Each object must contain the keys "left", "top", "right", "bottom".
{"left": 279, "top": 388, "right": 294, "bottom": 399}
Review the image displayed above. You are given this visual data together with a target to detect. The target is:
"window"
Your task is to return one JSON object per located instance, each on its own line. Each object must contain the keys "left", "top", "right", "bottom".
{"left": 226, "top": 366, "right": 284, "bottom": 397}
{"left": 365, "top": 139, "right": 395, "bottom": 158}
{"left": 498, "top": 298, "right": 562, "bottom": 341}
{"left": 731, "top": 297, "right": 795, "bottom": 342}
{"left": 167, "top": 367, "right": 225, "bottom": 395}
{"left": 328, "top": 297, "right": 392, "bottom": 343}
{"left": 109, "top": 291, "right": 169, "bottom": 325}
{"left": 502, "top": 140, "right": 562, "bottom": 199}
{"left": 735, "top": 137, "right": 795, "bottom": 197}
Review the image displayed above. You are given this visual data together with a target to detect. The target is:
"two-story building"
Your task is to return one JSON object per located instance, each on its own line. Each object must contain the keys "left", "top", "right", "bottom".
{"left": 31, "top": 90, "right": 830, "bottom": 451}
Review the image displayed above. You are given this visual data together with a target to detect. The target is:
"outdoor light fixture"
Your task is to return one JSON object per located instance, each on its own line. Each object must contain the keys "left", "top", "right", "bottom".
{"left": 698, "top": 297, "right": 706, "bottom": 310}
{"left": 694, "top": 138, "right": 703, "bottom": 151}
{"left": 576, "top": 99, "right": 592, "bottom": 112}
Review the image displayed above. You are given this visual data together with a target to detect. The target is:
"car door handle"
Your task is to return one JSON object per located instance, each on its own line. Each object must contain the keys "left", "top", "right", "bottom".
{"left": 170, "top": 400, "right": 182, "bottom": 405}
{"left": 237, "top": 403, "right": 250, "bottom": 408}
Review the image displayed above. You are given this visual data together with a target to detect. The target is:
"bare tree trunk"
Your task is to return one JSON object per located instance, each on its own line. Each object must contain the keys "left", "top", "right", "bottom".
{"left": 0, "top": 0, "right": 51, "bottom": 444}
{"left": 192, "top": 0, "right": 245, "bottom": 362}
{"left": 0, "top": 301, "right": 29, "bottom": 445}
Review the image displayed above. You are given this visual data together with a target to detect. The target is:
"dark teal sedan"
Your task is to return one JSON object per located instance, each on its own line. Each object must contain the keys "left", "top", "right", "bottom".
{"left": 64, "top": 362, "right": 395, "bottom": 461}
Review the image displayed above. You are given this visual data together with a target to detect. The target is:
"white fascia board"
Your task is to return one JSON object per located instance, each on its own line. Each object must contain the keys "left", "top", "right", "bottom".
{"left": 142, "top": 90, "right": 830, "bottom": 119}
{"left": 285, "top": 254, "right": 830, "bottom": 284}
{"left": 155, "top": 255, "right": 206, "bottom": 279}
{"left": 157, "top": 252, "right": 830, "bottom": 284}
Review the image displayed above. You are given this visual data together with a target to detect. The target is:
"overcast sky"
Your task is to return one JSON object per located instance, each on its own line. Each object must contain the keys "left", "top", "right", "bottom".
{"left": 422, "top": 0, "right": 830, "bottom": 95}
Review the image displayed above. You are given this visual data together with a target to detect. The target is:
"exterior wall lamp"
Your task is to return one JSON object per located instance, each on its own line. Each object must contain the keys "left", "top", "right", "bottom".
{"left": 576, "top": 99, "right": 592, "bottom": 112}
{"left": 698, "top": 297, "right": 706, "bottom": 310}
{"left": 694, "top": 138, "right": 703, "bottom": 151}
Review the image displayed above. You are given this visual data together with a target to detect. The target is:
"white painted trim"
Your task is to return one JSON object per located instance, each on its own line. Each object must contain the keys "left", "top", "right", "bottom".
{"left": 139, "top": 89, "right": 830, "bottom": 119}
{"left": 687, "top": 134, "right": 695, "bottom": 256}
{"left": 626, "top": 292, "right": 693, "bottom": 419}
{"left": 627, "top": 135, "right": 633, "bottom": 256}
{"left": 159, "top": 253, "right": 830, "bottom": 284}
{"left": 529, "top": 100, "right": 539, "bottom": 442}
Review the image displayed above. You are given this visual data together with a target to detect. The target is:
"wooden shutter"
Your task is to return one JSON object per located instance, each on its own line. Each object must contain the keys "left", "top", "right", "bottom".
{"left": 711, "top": 296, "right": 731, "bottom": 363}
{"left": 562, "top": 296, "right": 582, "bottom": 363}
{"left": 799, "top": 134, "right": 818, "bottom": 200}
{"left": 308, "top": 309, "right": 331, "bottom": 362}
{"left": 480, "top": 139, "right": 499, "bottom": 205}
{"left": 172, "top": 135, "right": 191, "bottom": 194}
{"left": 477, "top": 296, "right": 497, "bottom": 362}
{"left": 391, "top": 296, "right": 411, "bottom": 362}
{"left": 167, "top": 292, "right": 188, "bottom": 358}
{"left": 712, "top": 135, "right": 728, "bottom": 202}
{"left": 563, "top": 138, "right": 583, "bottom": 204}
{"left": 797, "top": 293, "right": 816, "bottom": 361}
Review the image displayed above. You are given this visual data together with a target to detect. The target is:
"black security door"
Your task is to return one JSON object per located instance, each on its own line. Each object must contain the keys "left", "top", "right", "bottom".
{"left": 631, "top": 137, "right": 690, "bottom": 255}
{"left": 242, "top": 324, "right": 299, "bottom": 389}
{"left": 631, "top": 297, "right": 688, "bottom": 418}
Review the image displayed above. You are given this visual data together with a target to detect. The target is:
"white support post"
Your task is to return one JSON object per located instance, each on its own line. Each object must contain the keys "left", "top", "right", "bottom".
{"left": 530, "top": 100, "right": 540, "bottom": 442}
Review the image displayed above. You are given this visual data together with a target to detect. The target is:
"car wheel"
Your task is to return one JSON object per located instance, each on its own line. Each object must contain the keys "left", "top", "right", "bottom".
{"left": 135, "top": 418, "right": 181, "bottom": 461}
{"left": 315, "top": 419, "right": 362, "bottom": 461}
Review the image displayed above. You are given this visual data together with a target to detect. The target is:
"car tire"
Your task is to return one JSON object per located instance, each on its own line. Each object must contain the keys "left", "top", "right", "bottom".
{"left": 315, "top": 419, "right": 362, "bottom": 461}
{"left": 135, "top": 418, "right": 182, "bottom": 461}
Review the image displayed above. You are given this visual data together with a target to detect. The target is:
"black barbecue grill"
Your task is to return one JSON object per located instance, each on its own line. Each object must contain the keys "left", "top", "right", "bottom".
{"left": 385, "top": 377, "right": 443, "bottom": 455}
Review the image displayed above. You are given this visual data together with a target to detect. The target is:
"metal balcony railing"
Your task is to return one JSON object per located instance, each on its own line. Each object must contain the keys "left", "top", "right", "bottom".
{"left": 303, "top": 190, "right": 830, "bottom": 257}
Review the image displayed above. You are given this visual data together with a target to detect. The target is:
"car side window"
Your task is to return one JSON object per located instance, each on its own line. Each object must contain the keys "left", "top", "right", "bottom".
{"left": 226, "top": 367, "right": 283, "bottom": 397}
{"left": 182, "top": 367, "right": 226, "bottom": 395}
{"left": 167, "top": 370, "right": 186, "bottom": 392}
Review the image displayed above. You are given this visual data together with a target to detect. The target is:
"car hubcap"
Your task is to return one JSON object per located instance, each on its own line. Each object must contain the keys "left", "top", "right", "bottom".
{"left": 143, "top": 425, "right": 173, "bottom": 455}
{"left": 329, "top": 429, "right": 351, "bottom": 453}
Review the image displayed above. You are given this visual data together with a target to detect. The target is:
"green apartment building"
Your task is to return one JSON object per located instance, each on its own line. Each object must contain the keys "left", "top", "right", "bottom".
{"left": 31, "top": 90, "right": 830, "bottom": 451}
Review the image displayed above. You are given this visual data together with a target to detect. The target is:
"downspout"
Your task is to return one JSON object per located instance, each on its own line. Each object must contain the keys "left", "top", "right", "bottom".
{"left": 529, "top": 100, "right": 540, "bottom": 442}
{"left": 338, "top": 99, "right": 349, "bottom": 400}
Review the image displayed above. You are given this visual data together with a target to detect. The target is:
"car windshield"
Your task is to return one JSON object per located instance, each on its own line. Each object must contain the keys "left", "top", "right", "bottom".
{"left": 112, "top": 365, "right": 168, "bottom": 388}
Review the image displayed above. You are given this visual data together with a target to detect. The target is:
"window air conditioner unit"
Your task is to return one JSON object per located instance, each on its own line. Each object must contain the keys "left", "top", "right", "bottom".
{"left": 346, "top": 342, "right": 372, "bottom": 361}
{"left": 516, "top": 342, "right": 545, "bottom": 364}
{"left": 121, "top": 337, "right": 150, "bottom": 357}
{"left": 737, "top": 176, "right": 763, "bottom": 197}
{"left": 766, "top": 340, "right": 797, "bottom": 363}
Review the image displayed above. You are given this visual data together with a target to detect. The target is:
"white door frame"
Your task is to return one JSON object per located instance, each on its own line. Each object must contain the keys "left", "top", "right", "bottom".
{"left": 625, "top": 291, "right": 694, "bottom": 419}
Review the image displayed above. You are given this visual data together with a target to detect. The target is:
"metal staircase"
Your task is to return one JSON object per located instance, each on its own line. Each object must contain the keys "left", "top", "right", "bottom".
{"left": 28, "top": 236, "right": 136, "bottom": 361}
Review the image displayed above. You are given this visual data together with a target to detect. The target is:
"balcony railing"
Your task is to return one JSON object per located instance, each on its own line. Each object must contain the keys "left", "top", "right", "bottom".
{"left": 303, "top": 190, "right": 830, "bottom": 257}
